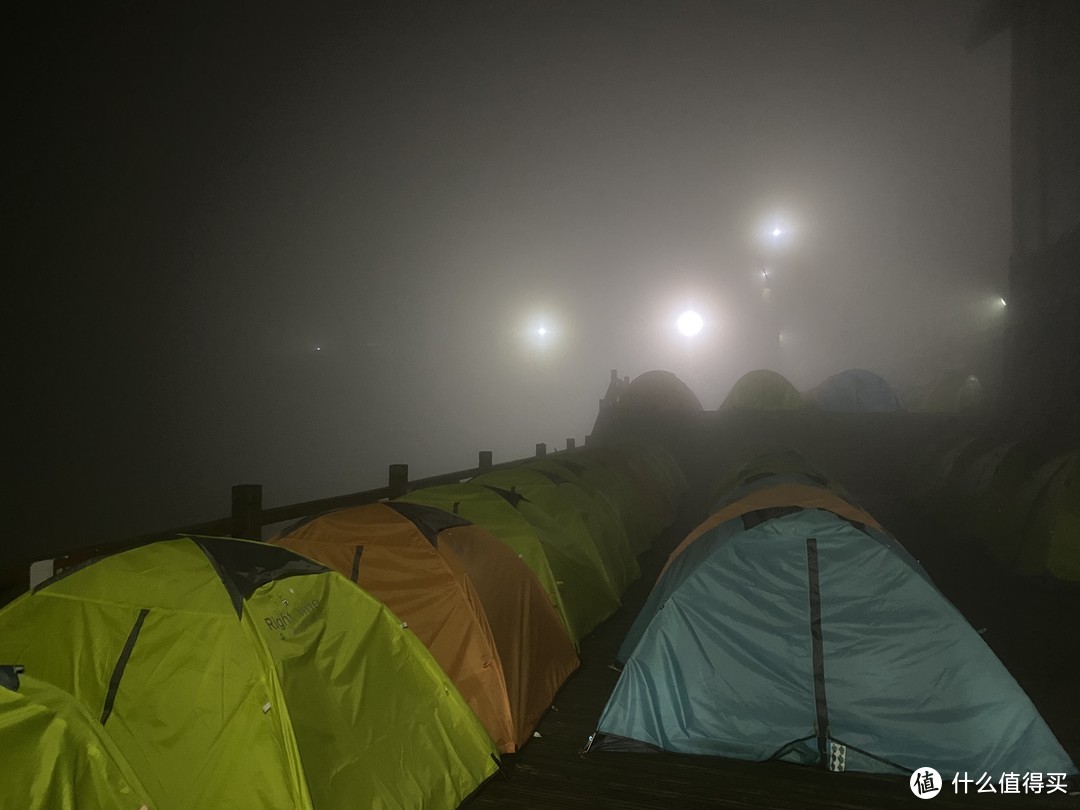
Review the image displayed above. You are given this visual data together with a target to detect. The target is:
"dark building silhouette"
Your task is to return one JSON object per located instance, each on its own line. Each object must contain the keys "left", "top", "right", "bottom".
{"left": 970, "top": 0, "right": 1080, "bottom": 446}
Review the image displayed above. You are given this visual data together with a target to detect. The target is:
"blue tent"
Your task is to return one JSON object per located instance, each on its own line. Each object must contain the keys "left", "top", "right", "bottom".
{"left": 806, "top": 369, "right": 902, "bottom": 413}
{"left": 593, "top": 491, "right": 1075, "bottom": 778}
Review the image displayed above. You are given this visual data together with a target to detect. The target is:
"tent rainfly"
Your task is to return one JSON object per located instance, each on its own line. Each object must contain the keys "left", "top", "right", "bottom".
{"left": 0, "top": 537, "right": 499, "bottom": 809}
{"left": 595, "top": 487, "right": 1076, "bottom": 779}
{"left": 272, "top": 501, "right": 579, "bottom": 752}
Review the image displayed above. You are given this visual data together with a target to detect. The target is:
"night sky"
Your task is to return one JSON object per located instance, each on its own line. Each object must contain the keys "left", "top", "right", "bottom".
{"left": 12, "top": 0, "right": 1011, "bottom": 559}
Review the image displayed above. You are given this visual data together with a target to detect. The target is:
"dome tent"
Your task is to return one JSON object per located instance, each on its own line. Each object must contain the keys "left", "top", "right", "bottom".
{"left": 475, "top": 466, "right": 639, "bottom": 595}
{"left": 0, "top": 669, "right": 154, "bottom": 810}
{"left": 271, "top": 501, "right": 578, "bottom": 753}
{"left": 805, "top": 369, "right": 902, "bottom": 412}
{"left": 399, "top": 481, "right": 619, "bottom": 645}
{"left": 998, "top": 450, "right": 1080, "bottom": 581}
{"left": 618, "top": 370, "right": 702, "bottom": 413}
{"left": 594, "top": 486, "right": 1075, "bottom": 779}
{"left": 719, "top": 369, "right": 804, "bottom": 411}
{"left": 708, "top": 449, "right": 856, "bottom": 511}
{"left": 0, "top": 536, "right": 499, "bottom": 809}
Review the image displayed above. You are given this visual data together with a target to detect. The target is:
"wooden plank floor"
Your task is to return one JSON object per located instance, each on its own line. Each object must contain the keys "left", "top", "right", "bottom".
{"left": 465, "top": 487, "right": 1080, "bottom": 809}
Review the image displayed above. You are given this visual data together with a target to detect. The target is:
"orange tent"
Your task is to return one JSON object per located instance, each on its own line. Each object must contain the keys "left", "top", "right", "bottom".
{"left": 271, "top": 501, "right": 578, "bottom": 753}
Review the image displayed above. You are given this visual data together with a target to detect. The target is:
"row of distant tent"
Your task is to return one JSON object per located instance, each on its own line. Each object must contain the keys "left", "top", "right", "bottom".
{"left": 0, "top": 440, "right": 687, "bottom": 810}
{"left": 588, "top": 451, "right": 1076, "bottom": 779}
{"left": 912, "top": 437, "right": 1079, "bottom": 582}
{"left": 613, "top": 368, "right": 983, "bottom": 413}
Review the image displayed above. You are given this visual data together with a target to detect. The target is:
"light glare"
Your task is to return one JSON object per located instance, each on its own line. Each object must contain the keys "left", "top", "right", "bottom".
{"left": 676, "top": 310, "right": 703, "bottom": 337}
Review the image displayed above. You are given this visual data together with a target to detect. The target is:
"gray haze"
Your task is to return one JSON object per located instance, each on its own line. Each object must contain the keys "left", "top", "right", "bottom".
{"left": 12, "top": 0, "right": 1010, "bottom": 558}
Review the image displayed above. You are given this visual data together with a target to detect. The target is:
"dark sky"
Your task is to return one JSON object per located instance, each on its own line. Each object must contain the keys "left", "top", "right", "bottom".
{"left": 12, "top": 0, "right": 1011, "bottom": 559}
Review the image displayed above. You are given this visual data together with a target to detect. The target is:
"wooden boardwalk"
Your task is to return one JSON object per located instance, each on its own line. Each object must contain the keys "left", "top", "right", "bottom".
{"left": 465, "top": 487, "right": 1080, "bottom": 809}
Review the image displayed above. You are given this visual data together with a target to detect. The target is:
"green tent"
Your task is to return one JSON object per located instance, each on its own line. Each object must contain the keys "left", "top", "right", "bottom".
{"left": 595, "top": 494, "right": 1076, "bottom": 778}
{"left": 0, "top": 537, "right": 498, "bottom": 809}
{"left": 525, "top": 457, "right": 640, "bottom": 586}
{"left": 719, "top": 369, "right": 804, "bottom": 412}
{"left": 975, "top": 443, "right": 1047, "bottom": 565}
{"left": 546, "top": 453, "right": 657, "bottom": 553}
{"left": 399, "top": 482, "right": 619, "bottom": 644}
{"left": 710, "top": 449, "right": 855, "bottom": 510}
{"left": 1004, "top": 450, "right": 1080, "bottom": 581}
{"left": 478, "top": 466, "right": 639, "bottom": 594}
{"left": 0, "top": 669, "right": 154, "bottom": 810}
{"left": 572, "top": 447, "right": 678, "bottom": 548}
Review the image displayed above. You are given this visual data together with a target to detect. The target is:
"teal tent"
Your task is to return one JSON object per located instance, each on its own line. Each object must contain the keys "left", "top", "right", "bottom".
{"left": 805, "top": 369, "right": 902, "bottom": 412}
{"left": 593, "top": 499, "right": 1075, "bottom": 778}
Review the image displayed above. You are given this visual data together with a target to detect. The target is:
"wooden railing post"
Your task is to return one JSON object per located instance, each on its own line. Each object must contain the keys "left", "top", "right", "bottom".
{"left": 231, "top": 484, "right": 263, "bottom": 541}
{"left": 478, "top": 450, "right": 493, "bottom": 473}
{"left": 566, "top": 438, "right": 576, "bottom": 450}
{"left": 535, "top": 442, "right": 547, "bottom": 458}
{"left": 388, "top": 464, "right": 409, "bottom": 499}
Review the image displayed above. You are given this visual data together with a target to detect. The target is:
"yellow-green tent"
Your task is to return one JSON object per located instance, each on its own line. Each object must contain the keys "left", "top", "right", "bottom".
{"left": 477, "top": 466, "right": 639, "bottom": 594}
{"left": 0, "top": 537, "right": 498, "bottom": 809}
{"left": 0, "top": 670, "right": 154, "bottom": 810}
{"left": 719, "top": 369, "right": 804, "bottom": 412}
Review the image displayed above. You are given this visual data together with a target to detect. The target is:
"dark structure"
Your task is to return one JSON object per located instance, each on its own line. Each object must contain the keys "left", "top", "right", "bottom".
{"left": 970, "top": 0, "right": 1080, "bottom": 447}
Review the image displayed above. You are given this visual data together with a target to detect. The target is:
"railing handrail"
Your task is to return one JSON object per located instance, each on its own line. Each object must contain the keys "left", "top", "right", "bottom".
{"left": 5, "top": 438, "right": 587, "bottom": 598}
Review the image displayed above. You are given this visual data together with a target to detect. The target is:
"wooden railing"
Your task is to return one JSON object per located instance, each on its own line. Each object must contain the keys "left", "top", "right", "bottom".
{"left": 2, "top": 437, "right": 590, "bottom": 604}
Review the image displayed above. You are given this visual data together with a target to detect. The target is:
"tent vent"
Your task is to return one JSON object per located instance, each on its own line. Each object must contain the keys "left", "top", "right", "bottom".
{"left": 101, "top": 608, "right": 150, "bottom": 725}
{"left": 262, "top": 701, "right": 271, "bottom": 714}
{"left": 350, "top": 546, "right": 365, "bottom": 583}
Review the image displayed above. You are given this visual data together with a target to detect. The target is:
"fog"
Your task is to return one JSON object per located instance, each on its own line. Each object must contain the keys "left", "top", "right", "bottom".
{"left": 12, "top": 0, "right": 1010, "bottom": 559}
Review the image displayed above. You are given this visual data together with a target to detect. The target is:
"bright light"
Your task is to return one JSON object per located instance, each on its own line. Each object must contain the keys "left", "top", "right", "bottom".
{"left": 676, "top": 310, "right": 703, "bottom": 337}
{"left": 538, "top": 326, "right": 547, "bottom": 335}
{"left": 999, "top": 297, "right": 1007, "bottom": 307}
{"left": 771, "top": 227, "right": 782, "bottom": 237}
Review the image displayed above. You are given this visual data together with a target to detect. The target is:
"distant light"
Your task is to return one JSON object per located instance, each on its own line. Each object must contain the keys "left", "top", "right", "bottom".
{"left": 771, "top": 228, "right": 782, "bottom": 237}
{"left": 999, "top": 297, "right": 1007, "bottom": 307}
{"left": 538, "top": 326, "right": 547, "bottom": 336}
{"left": 315, "top": 346, "right": 321, "bottom": 351}
{"left": 676, "top": 310, "right": 703, "bottom": 337}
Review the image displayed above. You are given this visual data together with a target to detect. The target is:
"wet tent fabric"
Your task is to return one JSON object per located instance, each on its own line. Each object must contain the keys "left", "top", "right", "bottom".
{"left": 805, "top": 369, "right": 902, "bottom": 412}
{"left": 626, "top": 483, "right": 881, "bottom": 659}
{"left": 399, "top": 482, "right": 619, "bottom": 644}
{"left": 271, "top": 501, "right": 577, "bottom": 752}
{"left": 719, "top": 369, "right": 804, "bottom": 411}
{"left": 0, "top": 671, "right": 154, "bottom": 810}
{"left": 610, "top": 438, "right": 688, "bottom": 508}
{"left": 476, "top": 466, "right": 638, "bottom": 595}
{"left": 547, "top": 454, "right": 656, "bottom": 554}
{"left": 526, "top": 458, "right": 641, "bottom": 590}
{"left": 0, "top": 537, "right": 498, "bottom": 810}
{"left": 597, "top": 503, "right": 1076, "bottom": 778}
{"left": 576, "top": 447, "right": 679, "bottom": 548}
{"left": 658, "top": 483, "right": 883, "bottom": 585}
{"left": 435, "top": 521, "right": 580, "bottom": 747}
